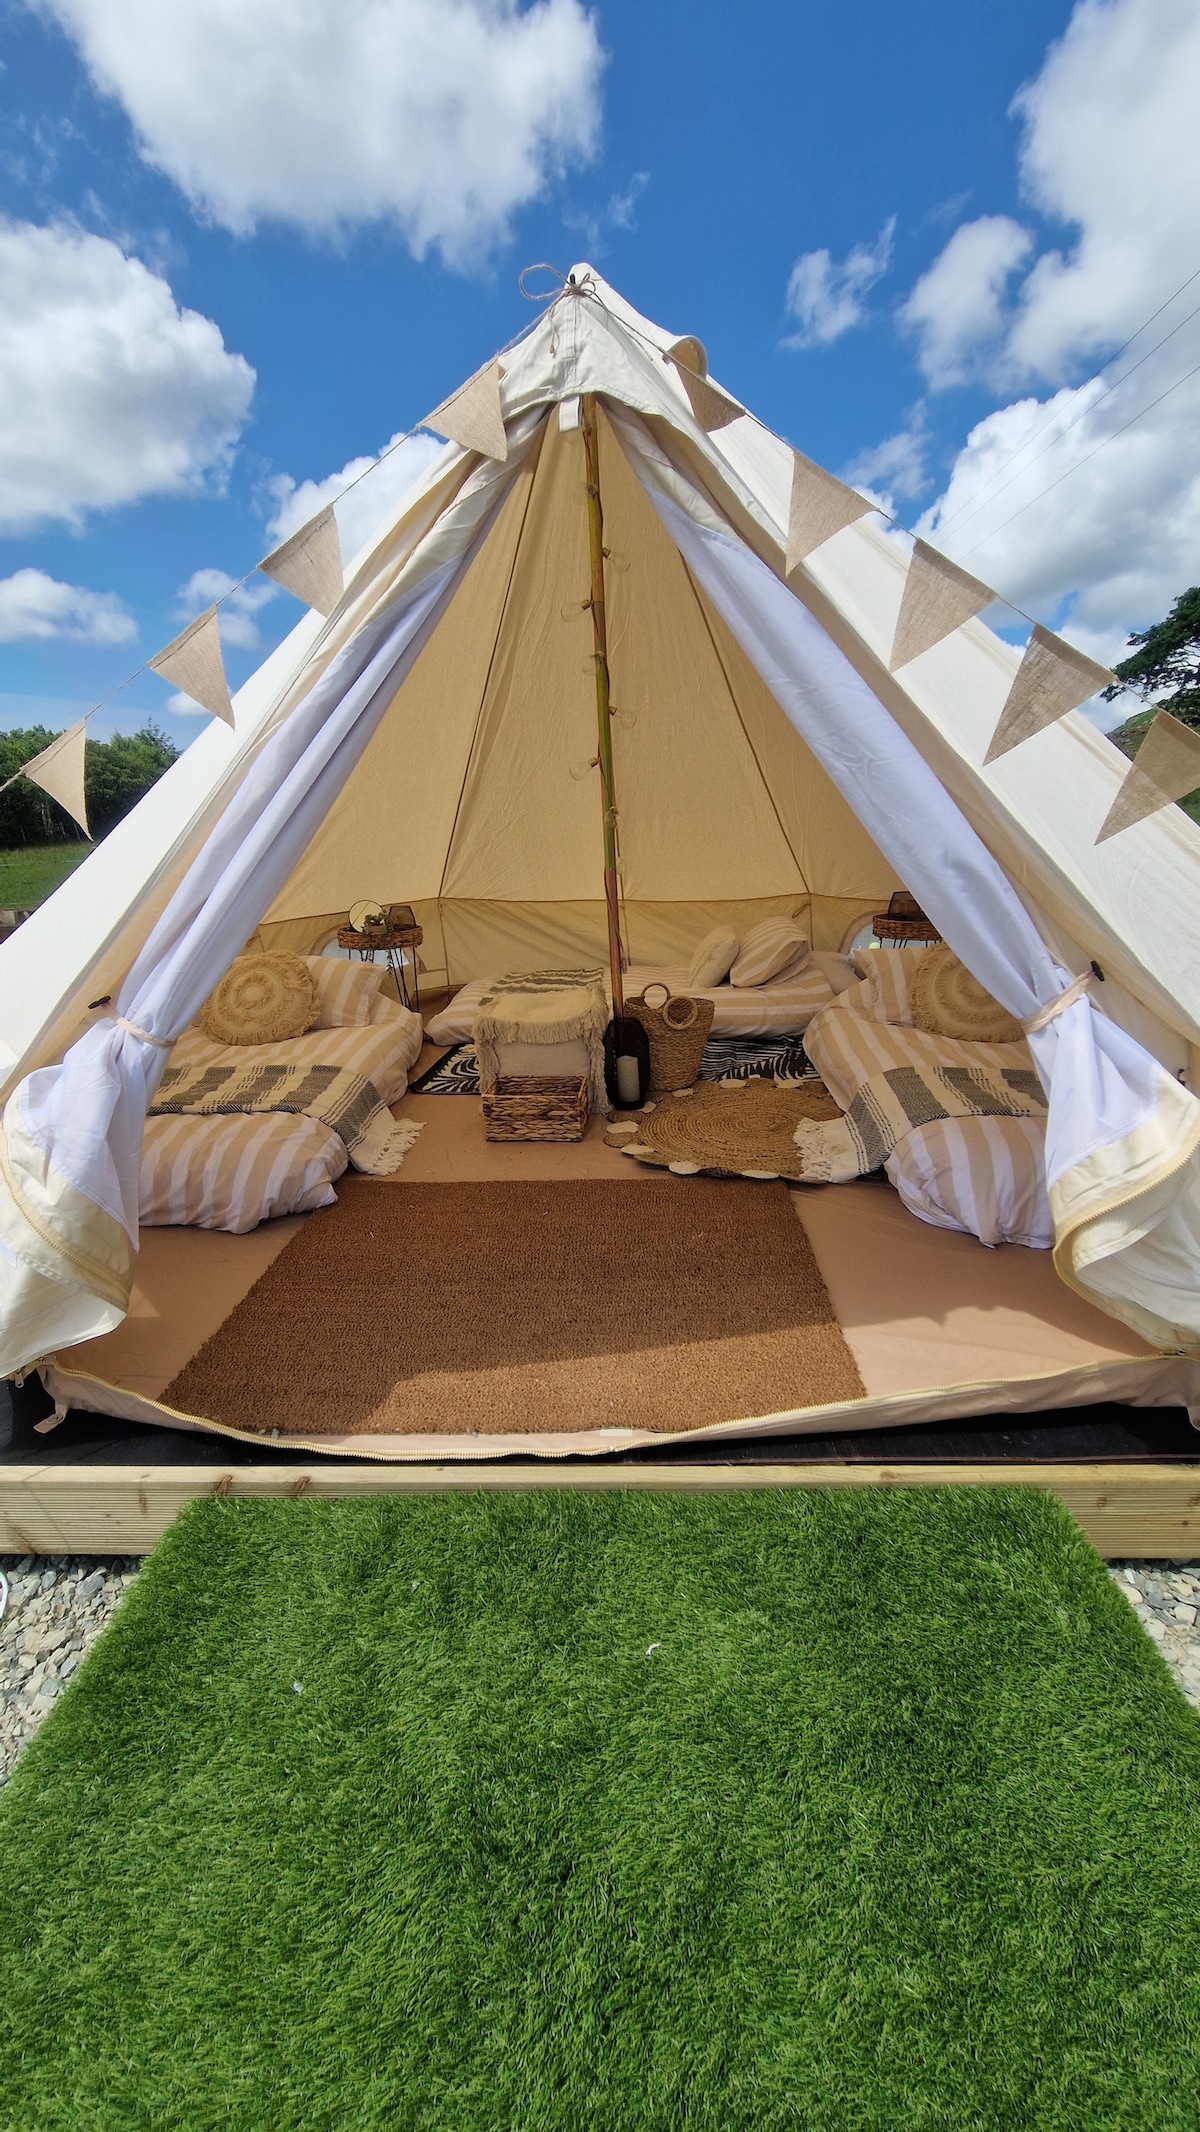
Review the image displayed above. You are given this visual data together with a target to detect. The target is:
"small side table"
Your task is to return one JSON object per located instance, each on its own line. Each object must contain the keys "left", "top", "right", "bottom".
{"left": 336, "top": 923, "right": 423, "bottom": 1012}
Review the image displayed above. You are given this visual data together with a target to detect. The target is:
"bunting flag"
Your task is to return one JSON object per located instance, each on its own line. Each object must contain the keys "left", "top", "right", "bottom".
{"left": 666, "top": 339, "right": 742, "bottom": 432}
{"left": 1095, "top": 709, "right": 1200, "bottom": 843}
{"left": 19, "top": 718, "right": 90, "bottom": 839}
{"left": 423, "top": 359, "right": 508, "bottom": 462}
{"left": 889, "top": 539, "right": 996, "bottom": 672}
{"left": 983, "top": 623, "right": 1114, "bottom": 764}
{"left": 259, "top": 506, "right": 344, "bottom": 617}
{"left": 149, "top": 606, "right": 234, "bottom": 725}
{"left": 785, "top": 452, "right": 875, "bottom": 575}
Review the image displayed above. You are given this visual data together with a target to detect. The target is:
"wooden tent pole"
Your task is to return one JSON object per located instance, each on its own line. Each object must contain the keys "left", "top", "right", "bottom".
{"left": 580, "top": 393, "right": 625, "bottom": 1021}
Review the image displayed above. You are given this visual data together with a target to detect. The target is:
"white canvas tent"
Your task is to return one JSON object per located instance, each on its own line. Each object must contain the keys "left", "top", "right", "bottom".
{"left": 3, "top": 265, "right": 1200, "bottom": 1417}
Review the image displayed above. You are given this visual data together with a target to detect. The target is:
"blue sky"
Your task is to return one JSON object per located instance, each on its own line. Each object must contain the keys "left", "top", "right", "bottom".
{"left": 3, "top": 0, "right": 1199, "bottom": 748}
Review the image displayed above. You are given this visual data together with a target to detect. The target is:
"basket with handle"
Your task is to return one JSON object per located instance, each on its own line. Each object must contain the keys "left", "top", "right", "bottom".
{"left": 624, "top": 984, "right": 715, "bottom": 1092}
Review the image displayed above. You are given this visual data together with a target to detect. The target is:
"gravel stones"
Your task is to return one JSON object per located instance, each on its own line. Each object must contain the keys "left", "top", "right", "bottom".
{"left": 1109, "top": 1560, "right": 1200, "bottom": 1710}
{"left": 1, "top": 1554, "right": 141, "bottom": 1788}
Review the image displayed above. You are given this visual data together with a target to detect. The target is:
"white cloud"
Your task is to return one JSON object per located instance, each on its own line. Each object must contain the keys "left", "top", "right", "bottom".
{"left": 907, "top": 0, "right": 1200, "bottom": 709}
{"left": 563, "top": 169, "right": 648, "bottom": 255}
{"left": 0, "top": 567, "right": 137, "bottom": 644}
{"left": 782, "top": 219, "right": 895, "bottom": 350}
{"left": 899, "top": 217, "right": 1032, "bottom": 389}
{"left": 174, "top": 566, "right": 277, "bottom": 652}
{"left": 841, "top": 411, "right": 930, "bottom": 515}
{"left": 0, "top": 217, "right": 254, "bottom": 533}
{"left": 1008, "top": 0, "right": 1200, "bottom": 380}
{"left": 264, "top": 430, "right": 446, "bottom": 565}
{"left": 36, "top": 0, "right": 604, "bottom": 264}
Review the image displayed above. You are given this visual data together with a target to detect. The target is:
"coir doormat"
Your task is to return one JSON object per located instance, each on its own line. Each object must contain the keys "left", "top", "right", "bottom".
{"left": 161, "top": 1177, "right": 866, "bottom": 1436}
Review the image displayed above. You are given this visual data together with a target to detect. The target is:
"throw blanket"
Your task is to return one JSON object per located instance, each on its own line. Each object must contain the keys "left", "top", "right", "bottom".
{"left": 474, "top": 970, "right": 609, "bottom": 1113}
{"left": 792, "top": 1056, "right": 1047, "bottom": 1184}
{"left": 149, "top": 1059, "right": 422, "bottom": 1177}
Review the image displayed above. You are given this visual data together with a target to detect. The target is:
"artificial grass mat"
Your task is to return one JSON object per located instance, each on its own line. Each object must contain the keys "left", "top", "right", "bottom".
{"left": 2, "top": 1489, "right": 1199, "bottom": 2130}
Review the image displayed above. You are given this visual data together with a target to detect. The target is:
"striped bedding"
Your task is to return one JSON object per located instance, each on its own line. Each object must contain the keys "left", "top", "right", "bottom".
{"left": 140, "top": 1113, "right": 347, "bottom": 1233}
{"left": 168, "top": 992, "right": 423, "bottom": 1107}
{"left": 426, "top": 958, "right": 842, "bottom": 1046}
{"left": 805, "top": 1000, "right": 1053, "bottom": 1248}
{"left": 140, "top": 993, "right": 423, "bottom": 1232}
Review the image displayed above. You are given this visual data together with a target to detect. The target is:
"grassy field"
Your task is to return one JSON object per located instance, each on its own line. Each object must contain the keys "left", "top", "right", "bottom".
{"left": 1, "top": 1486, "right": 1199, "bottom": 2130}
{"left": 0, "top": 842, "right": 89, "bottom": 908}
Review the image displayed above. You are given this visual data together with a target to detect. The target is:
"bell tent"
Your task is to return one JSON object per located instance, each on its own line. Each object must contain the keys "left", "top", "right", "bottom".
{"left": 2, "top": 265, "right": 1200, "bottom": 1451}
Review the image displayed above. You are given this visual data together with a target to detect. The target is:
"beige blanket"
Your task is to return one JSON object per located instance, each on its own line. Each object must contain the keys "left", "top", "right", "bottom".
{"left": 473, "top": 971, "right": 609, "bottom": 1113}
{"left": 149, "top": 1057, "right": 422, "bottom": 1176}
{"left": 793, "top": 1053, "right": 1047, "bottom": 1184}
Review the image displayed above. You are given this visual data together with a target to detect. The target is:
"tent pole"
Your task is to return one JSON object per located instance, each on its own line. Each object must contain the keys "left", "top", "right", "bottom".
{"left": 580, "top": 392, "right": 625, "bottom": 1021}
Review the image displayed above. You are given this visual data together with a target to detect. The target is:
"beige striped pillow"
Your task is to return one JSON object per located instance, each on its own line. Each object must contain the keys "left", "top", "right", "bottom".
{"left": 140, "top": 1113, "right": 347, "bottom": 1234}
{"left": 729, "top": 918, "right": 809, "bottom": 988}
{"left": 849, "top": 945, "right": 926, "bottom": 1024}
{"left": 303, "top": 955, "right": 385, "bottom": 1027}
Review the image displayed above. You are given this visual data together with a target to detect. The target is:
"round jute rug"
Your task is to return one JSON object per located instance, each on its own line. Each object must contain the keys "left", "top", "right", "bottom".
{"left": 605, "top": 1075, "right": 842, "bottom": 1180}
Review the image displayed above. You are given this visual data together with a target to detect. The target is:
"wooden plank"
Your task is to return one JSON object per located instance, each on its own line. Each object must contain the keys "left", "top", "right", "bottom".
{"left": 1, "top": 1462, "right": 1198, "bottom": 1557}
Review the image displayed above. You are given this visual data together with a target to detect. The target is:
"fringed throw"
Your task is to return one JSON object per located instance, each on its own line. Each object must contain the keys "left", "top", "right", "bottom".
{"left": 149, "top": 1060, "right": 423, "bottom": 1177}
{"left": 793, "top": 1057, "right": 1047, "bottom": 1183}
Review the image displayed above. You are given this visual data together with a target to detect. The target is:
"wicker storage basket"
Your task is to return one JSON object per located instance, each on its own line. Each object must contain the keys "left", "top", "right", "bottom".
{"left": 481, "top": 1075, "right": 589, "bottom": 1143}
{"left": 625, "top": 985, "right": 715, "bottom": 1092}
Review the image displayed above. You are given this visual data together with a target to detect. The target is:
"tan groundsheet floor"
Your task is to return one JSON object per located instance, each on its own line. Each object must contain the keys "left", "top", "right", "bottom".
{"left": 48, "top": 1090, "right": 1200, "bottom": 1456}
{"left": 160, "top": 1178, "right": 865, "bottom": 1437}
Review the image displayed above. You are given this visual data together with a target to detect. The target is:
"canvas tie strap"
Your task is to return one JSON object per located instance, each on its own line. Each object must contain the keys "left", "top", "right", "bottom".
{"left": 1021, "top": 969, "right": 1093, "bottom": 1035}
{"left": 90, "top": 1000, "right": 174, "bottom": 1050}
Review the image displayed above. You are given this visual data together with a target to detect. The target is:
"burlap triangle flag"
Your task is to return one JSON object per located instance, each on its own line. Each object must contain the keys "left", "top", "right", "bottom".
{"left": 149, "top": 607, "right": 234, "bottom": 725}
{"left": 984, "top": 624, "right": 1114, "bottom": 764}
{"left": 889, "top": 539, "right": 996, "bottom": 672}
{"left": 423, "top": 359, "right": 508, "bottom": 462}
{"left": 1095, "top": 709, "right": 1200, "bottom": 842}
{"left": 259, "top": 505, "right": 343, "bottom": 616}
{"left": 666, "top": 346, "right": 742, "bottom": 432}
{"left": 20, "top": 718, "right": 90, "bottom": 838}
{"left": 786, "top": 452, "right": 875, "bottom": 575}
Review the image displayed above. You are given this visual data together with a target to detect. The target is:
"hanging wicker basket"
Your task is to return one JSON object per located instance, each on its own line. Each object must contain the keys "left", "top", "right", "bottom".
{"left": 624, "top": 984, "right": 715, "bottom": 1091}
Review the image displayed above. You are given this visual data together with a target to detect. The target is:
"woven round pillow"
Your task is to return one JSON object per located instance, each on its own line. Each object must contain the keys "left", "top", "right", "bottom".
{"left": 199, "top": 952, "right": 319, "bottom": 1047}
{"left": 910, "top": 944, "right": 1024, "bottom": 1045}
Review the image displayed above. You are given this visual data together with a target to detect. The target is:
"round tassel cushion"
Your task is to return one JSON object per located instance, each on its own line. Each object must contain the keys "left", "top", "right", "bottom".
{"left": 199, "top": 952, "right": 319, "bottom": 1047}
{"left": 910, "top": 943, "right": 1024, "bottom": 1045}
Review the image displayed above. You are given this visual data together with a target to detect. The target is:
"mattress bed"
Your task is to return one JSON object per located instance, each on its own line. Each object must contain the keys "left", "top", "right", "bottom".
{"left": 426, "top": 952, "right": 853, "bottom": 1046}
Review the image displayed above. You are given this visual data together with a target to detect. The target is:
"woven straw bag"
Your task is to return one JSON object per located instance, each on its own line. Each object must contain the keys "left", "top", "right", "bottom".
{"left": 625, "top": 984, "right": 715, "bottom": 1091}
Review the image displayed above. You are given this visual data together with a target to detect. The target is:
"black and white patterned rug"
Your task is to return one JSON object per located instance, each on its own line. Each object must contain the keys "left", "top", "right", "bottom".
{"left": 410, "top": 1033, "right": 820, "bottom": 1097}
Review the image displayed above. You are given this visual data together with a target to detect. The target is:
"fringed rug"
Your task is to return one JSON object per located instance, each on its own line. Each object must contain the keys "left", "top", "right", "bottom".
{"left": 606, "top": 1077, "right": 843, "bottom": 1181}
{"left": 410, "top": 1033, "right": 822, "bottom": 1096}
{"left": 160, "top": 1177, "right": 866, "bottom": 1436}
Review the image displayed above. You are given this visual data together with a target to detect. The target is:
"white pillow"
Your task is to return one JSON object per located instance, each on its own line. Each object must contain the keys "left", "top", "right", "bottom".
{"left": 304, "top": 955, "right": 384, "bottom": 1027}
{"left": 140, "top": 1114, "right": 347, "bottom": 1233}
{"left": 729, "top": 918, "right": 809, "bottom": 988}
{"left": 687, "top": 925, "right": 740, "bottom": 988}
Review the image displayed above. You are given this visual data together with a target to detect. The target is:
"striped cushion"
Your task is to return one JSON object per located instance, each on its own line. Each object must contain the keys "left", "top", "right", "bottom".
{"left": 729, "top": 918, "right": 809, "bottom": 988}
{"left": 885, "top": 1119, "right": 1052, "bottom": 1249}
{"left": 303, "top": 956, "right": 384, "bottom": 1027}
{"left": 846, "top": 945, "right": 927, "bottom": 1024}
{"left": 139, "top": 1114, "right": 347, "bottom": 1234}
